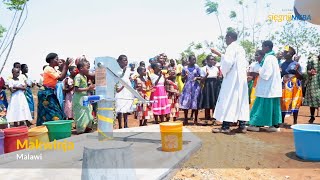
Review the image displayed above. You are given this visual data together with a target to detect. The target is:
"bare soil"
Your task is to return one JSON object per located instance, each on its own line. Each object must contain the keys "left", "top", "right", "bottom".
{"left": 25, "top": 88, "right": 319, "bottom": 179}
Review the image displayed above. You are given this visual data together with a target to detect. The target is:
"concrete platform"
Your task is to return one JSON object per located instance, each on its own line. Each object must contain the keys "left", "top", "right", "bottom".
{"left": 0, "top": 125, "right": 202, "bottom": 180}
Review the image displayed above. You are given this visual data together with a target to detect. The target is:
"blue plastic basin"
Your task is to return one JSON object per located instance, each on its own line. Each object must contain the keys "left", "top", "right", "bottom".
{"left": 291, "top": 124, "right": 320, "bottom": 161}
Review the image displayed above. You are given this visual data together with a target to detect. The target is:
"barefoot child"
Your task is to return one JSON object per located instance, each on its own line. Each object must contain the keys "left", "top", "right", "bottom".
{"left": 6, "top": 68, "right": 32, "bottom": 127}
{"left": 64, "top": 66, "right": 77, "bottom": 120}
{"left": 73, "top": 60, "right": 95, "bottom": 134}
{"left": 166, "top": 71, "right": 180, "bottom": 121}
{"left": 150, "top": 62, "right": 170, "bottom": 123}
{"left": 135, "top": 66, "right": 153, "bottom": 126}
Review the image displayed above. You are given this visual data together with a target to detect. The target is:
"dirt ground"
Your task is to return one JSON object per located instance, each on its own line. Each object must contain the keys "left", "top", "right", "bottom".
{"left": 27, "top": 89, "right": 320, "bottom": 180}
{"left": 114, "top": 107, "right": 320, "bottom": 180}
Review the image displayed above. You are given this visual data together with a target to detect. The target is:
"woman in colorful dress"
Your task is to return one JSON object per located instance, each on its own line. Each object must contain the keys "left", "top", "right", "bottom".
{"left": 36, "top": 53, "right": 72, "bottom": 126}
{"left": 304, "top": 54, "right": 320, "bottom": 124}
{"left": 150, "top": 62, "right": 170, "bottom": 123}
{"left": 166, "top": 71, "right": 180, "bottom": 121}
{"left": 135, "top": 66, "right": 153, "bottom": 126}
{"left": 73, "top": 60, "right": 95, "bottom": 134}
{"left": 180, "top": 55, "right": 202, "bottom": 125}
{"left": 280, "top": 46, "right": 303, "bottom": 124}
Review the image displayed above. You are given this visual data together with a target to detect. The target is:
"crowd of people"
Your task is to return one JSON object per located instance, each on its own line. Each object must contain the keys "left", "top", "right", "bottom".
{"left": 0, "top": 30, "right": 319, "bottom": 134}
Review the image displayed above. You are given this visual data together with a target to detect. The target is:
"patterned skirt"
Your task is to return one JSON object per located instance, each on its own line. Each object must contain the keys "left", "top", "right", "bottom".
{"left": 180, "top": 81, "right": 201, "bottom": 110}
{"left": 36, "top": 87, "right": 65, "bottom": 126}
{"left": 281, "top": 76, "right": 303, "bottom": 114}
{"left": 150, "top": 83, "right": 170, "bottom": 115}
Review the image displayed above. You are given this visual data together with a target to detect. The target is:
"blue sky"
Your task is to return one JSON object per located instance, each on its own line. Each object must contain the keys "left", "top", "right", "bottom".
{"left": 0, "top": 0, "right": 306, "bottom": 81}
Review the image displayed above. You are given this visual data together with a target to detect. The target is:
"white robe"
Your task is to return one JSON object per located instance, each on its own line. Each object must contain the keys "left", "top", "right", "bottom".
{"left": 213, "top": 42, "right": 250, "bottom": 122}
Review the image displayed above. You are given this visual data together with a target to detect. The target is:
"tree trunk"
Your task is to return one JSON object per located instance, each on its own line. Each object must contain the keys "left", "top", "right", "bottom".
{"left": 216, "top": 14, "right": 224, "bottom": 50}
{"left": 0, "top": 3, "right": 26, "bottom": 75}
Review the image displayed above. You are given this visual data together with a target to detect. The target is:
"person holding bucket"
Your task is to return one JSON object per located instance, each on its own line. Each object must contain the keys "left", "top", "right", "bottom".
{"left": 36, "top": 53, "right": 73, "bottom": 126}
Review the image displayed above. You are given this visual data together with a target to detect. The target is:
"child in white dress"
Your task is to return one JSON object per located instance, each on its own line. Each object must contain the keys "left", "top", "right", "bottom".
{"left": 6, "top": 68, "right": 32, "bottom": 127}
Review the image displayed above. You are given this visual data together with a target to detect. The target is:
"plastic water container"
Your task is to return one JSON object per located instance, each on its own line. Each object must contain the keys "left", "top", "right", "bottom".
{"left": 43, "top": 120, "right": 73, "bottom": 142}
{"left": 160, "top": 122, "right": 183, "bottom": 152}
{"left": 291, "top": 124, "right": 320, "bottom": 161}
{"left": 28, "top": 126, "right": 50, "bottom": 144}
{"left": 4, "top": 126, "right": 28, "bottom": 153}
{"left": 0, "top": 130, "right": 4, "bottom": 155}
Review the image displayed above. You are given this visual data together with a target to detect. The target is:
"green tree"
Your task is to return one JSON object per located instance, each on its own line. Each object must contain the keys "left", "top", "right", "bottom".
{"left": 0, "top": 26, "right": 5, "bottom": 38}
{"left": 204, "top": 0, "right": 272, "bottom": 61}
{"left": 0, "top": 0, "right": 27, "bottom": 38}
{"left": 179, "top": 42, "right": 211, "bottom": 66}
{"left": 3, "top": 0, "right": 27, "bottom": 10}
{"left": 205, "top": 0, "right": 224, "bottom": 50}
{"left": 0, "top": 0, "right": 27, "bottom": 74}
{"left": 269, "top": 21, "right": 320, "bottom": 57}
{"left": 240, "top": 40, "right": 255, "bottom": 63}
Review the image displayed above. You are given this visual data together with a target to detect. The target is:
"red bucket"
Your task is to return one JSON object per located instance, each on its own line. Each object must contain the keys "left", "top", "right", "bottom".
{"left": 4, "top": 126, "right": 28, "bottom": 153}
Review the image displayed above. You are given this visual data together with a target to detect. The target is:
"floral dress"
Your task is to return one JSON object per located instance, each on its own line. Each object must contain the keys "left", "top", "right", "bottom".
{"left": 179, "top": 66, "right": 201, "bottom": 109}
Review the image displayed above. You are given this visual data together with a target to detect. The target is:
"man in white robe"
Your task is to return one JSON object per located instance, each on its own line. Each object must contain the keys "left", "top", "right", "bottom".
{"left": 211, "top": 31, "right": 250, "bottom": 133}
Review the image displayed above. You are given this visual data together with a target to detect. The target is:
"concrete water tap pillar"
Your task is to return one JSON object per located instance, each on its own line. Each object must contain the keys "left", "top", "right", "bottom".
{"left": 82, "top": 56, "right": 151, "bottom": 141}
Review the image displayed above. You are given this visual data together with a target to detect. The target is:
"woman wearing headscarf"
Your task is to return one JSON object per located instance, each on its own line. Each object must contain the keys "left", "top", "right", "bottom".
{"left": 36, "top": 53, "right": 72, "bottom": 126}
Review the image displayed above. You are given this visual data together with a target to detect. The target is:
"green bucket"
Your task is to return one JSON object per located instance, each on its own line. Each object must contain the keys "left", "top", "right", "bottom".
{"left": 43, "top": 120, "right": 73, "bottom": 142}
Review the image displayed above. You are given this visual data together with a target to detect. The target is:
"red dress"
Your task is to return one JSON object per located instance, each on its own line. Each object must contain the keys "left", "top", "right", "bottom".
{"left": 166, "top": 80, "right": 180, "bottom": 118}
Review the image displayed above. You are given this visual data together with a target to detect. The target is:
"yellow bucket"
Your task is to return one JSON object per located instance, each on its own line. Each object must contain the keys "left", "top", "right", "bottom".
{"left": 160, "top": 122, "right": 183, "bottom": 152}
{"left": 28, "top": 126, "right": 50, "bottom": 144}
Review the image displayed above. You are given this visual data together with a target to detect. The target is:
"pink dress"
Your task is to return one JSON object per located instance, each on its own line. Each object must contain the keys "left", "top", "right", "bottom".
{"left": 63, "top": 77, "right": 74, "bottom": 119}
{"left": 150, "top": 74, "right": 170, "bottom": 115}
